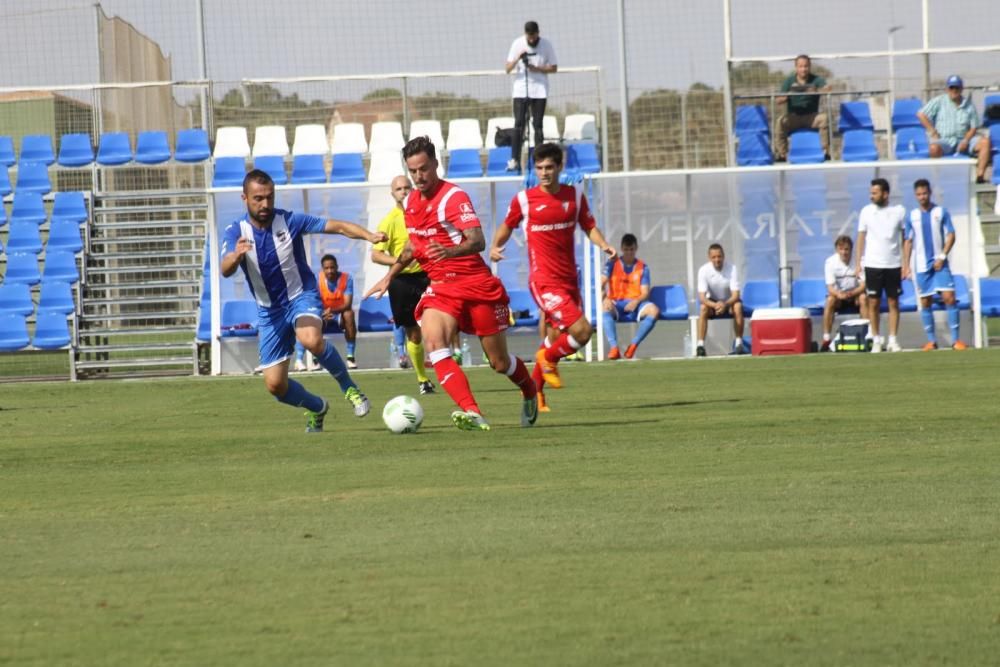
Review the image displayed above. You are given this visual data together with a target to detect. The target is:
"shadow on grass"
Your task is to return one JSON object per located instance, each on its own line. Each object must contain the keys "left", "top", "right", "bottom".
{"left": 631, "top": 398, "right": 743, "bottom": 409}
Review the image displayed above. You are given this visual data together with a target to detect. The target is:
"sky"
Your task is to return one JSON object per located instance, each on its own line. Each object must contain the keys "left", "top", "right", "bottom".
{"left": 0, "top": 0, "right": 998, "bottom": 102}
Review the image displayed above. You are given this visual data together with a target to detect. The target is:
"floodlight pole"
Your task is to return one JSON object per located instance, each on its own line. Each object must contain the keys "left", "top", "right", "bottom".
{"left": 616, "top": 0, "right": 630, "bottom": 171}
{"left": 195, "top": 0, "right": 210, "bottom": 132}
{"left": 921, "top": 0, "right": 931, "bottom": 96}
{"left": 722, "top": 0, "right": 736, "bottom": 167}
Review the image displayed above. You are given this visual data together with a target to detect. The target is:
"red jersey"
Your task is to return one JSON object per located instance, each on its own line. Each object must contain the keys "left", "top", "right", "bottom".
{"left": 503, "top": 184, "right": 596, "bottom": 284}
{"left": 404, "top": 181, "right": 492, "bottom": 284}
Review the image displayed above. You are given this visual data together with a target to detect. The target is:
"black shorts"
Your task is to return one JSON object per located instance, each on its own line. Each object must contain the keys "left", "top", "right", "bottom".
{"left": 388, "top": 271, "right": 430, "bottom": 328}
{"left": 865, "top": 267, "right": 902, "bottom": 299}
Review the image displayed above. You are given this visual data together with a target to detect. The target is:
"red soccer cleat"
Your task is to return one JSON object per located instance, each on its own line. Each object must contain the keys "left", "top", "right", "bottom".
{"left": 624, "top": 343, "right": 638, "bottom": 359}
{"left": 607, "top": 346, "right": 621, "bottom": 360}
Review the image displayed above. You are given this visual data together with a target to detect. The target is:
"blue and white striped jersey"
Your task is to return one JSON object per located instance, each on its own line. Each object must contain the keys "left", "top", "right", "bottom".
{"left": 222, "top": 208, "right": 327, "bottom": 311}
{"left": 904, "top": 205, "right": 955, "bottom": 274}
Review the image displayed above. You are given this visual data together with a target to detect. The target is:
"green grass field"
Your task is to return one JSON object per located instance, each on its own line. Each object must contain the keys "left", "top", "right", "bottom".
{"left": 2, "top": 351, "right": 999, "bottom": 666}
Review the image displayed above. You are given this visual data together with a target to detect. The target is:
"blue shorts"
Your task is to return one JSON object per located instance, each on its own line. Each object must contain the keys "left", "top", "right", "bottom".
{"left": 257, "top": 292, "right": 324, "bottom": 368}
{"left": 932, "top": 134, "right": 984, "bottom": 155}
{"left": 611, "top": 298, "right": 653, "bottom": 323}
{"left": 915, "top": 265, "right": 955, "bottom": 297}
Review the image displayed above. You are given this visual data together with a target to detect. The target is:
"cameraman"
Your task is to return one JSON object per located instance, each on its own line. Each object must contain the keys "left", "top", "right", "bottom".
{"left": 504, "top": 20, "right": 558, "bottom": 172}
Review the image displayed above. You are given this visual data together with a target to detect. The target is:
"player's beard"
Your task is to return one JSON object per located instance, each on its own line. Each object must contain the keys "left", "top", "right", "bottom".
{"left": 250, "top": 208, "right": 274, "bottom": 225}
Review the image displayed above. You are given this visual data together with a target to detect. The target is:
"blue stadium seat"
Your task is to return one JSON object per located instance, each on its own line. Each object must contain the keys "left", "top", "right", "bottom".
{"left": 895, "top": 127, "right": 930, "bottom": 159}
{"left": 195, "top": 295, "right": 212, "bottom": 343}
{"left": 5, "top": 221, "right": 43, "bottom": 254}
{"left": 31, "top": 309, "right": 72, "bottom": 350}
{"left": 358, "top": 296, "right": 394, "bottom": 332}
{"left": 0, "top": 164, "right": 10, "bottom": 197}
{"left": 567, "top": 143, "right": 601, "bottom": 174}
{"left": 329, "top": 153, "right": 366, "bottom": 183}
{"left": 51, "top": 192, "right": 88, "bottom": 223}
{"left": 57, "top": 133, "right": 95, "bottom": 167}
{"left": 838, "top": 101, "right": 874, "bottom": 131}
{"left": 38, "top": 280, "right": 76, "bottom": 314}
{"left": 742, "top": 280, "right": 780, "bottom": 314}
{"left": 253, "top": 155, "right": 287, "bottom": 185}
{"left": 175, "top": 128, "right": 211, "bottom": 162}
{"left": 46, "top": 218, "right": 84, "bottom": 253}
{"left": 212, "top": 157, "right": 247, "bottom": 187}
{"left": 507, "top": 289, "right": 539, "bottom": 327}
{"left": 3, "top": 252, "right": 41, "bottom": 285}
{"left": 891, "top": 98, "right": 923, "bottom": 130}
{"left": 982, "top": 94, "right": 1000, "bottom": 128}
{"left": 291, "top": 154, "right": 327, "bottom": 184}
{"left": 648, "top": 284, "right": 689, "bottom": 320}
{"left": 735, "top": 105, "right": 769, "bottom": 135}
{"left": 135, "top": 131, "right": 171, "bottom": 164}
{"left": 10, "top": 192, "right": 46, "bottom": 224}
{"left": 20, "top": 135, "right": 55, "bottom": 165}
{"left": 0, "top": 282, "right": 35, "bottom": 316}
{"left": 41, "top": 251, "right": 79, "bottom": 284}
{"left": 14, "top": 161, "right": 51, "bottom": 194}
{"left": 788, "top": 130, "right": 825, "bottom": 164}
{"left": 221, "top": 300, "right": 259, "bottom": 337}
{"left": 446, "top": 149, "right": 483, "bottom": 178}
{"left": 841, "top": 129, "right": 878, "bottom": 162}
{"left": 990, "top": 126, "right": 1000, "bottom": 184}
{"left": 96, "top": 132, "right": 133, "bottom": 165}
{"left": 0, "top": 313, "right": 30, "bottom": 351}
{"left": 979, "top": 277, "right": 1000, "bottom": 316}
{"left": 736, "top": 132, "right": 773, "bottom": 166}
{"left": 486, "top": 146, "right": 514, "bottom": 176}
{"left": 0, "top": 136, "right": 16, "bottom": 166}
{"left": 790, "top": 278, "right": 827, "bottom": 315}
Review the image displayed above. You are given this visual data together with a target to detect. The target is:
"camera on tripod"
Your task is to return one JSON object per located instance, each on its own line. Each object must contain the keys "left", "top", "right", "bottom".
{"left": 520, "top": 51, "right": 536, "bottom": 64}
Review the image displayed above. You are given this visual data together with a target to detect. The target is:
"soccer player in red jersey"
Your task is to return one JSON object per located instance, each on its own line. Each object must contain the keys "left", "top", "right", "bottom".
{"left": 490, "top": 143, "right": 615, "bottom": 411}
{"left": 365, "top": 137, "right": 538, "bottom": 431}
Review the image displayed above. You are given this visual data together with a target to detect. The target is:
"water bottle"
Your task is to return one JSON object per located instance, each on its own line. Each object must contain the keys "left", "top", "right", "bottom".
{"left": 461, "top": 337, "right": 471, "bottom": 368}
{"left": 683, "top": 331, "right": 694, "bottom": 358}
{"left": 389, "top": 341, "right": 399, "bottom": 369}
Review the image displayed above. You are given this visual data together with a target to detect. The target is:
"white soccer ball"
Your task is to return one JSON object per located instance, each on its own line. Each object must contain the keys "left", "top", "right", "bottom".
{"left": 382, "top": 395, "right": 424, "bottom": 434}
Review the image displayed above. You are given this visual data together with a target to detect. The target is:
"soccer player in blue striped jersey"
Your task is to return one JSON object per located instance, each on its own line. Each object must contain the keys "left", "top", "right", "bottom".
{"left": 902, "top": 179, "right": 967, "bottom": 351}
{"left": 221, "top": 170, "right": 387, "bottom": 432}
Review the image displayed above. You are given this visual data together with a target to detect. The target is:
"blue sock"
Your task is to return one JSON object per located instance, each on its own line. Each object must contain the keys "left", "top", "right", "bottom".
{"left": 947, "top": 304, "right": 960, "bottom": 343}
{"left": 631, "top": 315, "right": 657, "bottom": 346}
{"left": 294, "top": 341, "right": 306, "bottom": 361}
{"left": 603, "top": 311, "right": 618, "bottom": 347}
{"left": 921, "top": 308, "right": 936, "bottom": 343}
{"left": 276, "top": 378, "right": 324, "bottom": 413}
{"left": 317, "top": 341, "right": 356, "bottom": 393}
{"left": 393, "top": 325, "right": 406, "bottom": 351}
{"left": 346, "top": 340, "right": 356, "bottom": 357}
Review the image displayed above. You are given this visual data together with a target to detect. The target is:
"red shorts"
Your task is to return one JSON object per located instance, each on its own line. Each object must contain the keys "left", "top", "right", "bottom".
{"left": 529, "top": 280, "right": 584, "bottom": 330}
{"left": 415, "top": 275, "right": 510, "bottom": 336}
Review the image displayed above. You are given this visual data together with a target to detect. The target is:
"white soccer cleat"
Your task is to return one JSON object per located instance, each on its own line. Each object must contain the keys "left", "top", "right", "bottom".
{"left": 293, "top": 358, "right": 307, "bottom": 372}
{"left": 886, "top": 340, "right": 903, "bottom": 353}
{"left": 870, "top": 340, "right": 882, "bottom": 354}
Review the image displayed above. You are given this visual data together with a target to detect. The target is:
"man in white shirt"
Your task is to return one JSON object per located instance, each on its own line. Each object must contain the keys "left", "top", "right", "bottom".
{"left": 855, "top": 177, "right": 907, "bottom": 352}
{"left": 696, "top": 243, "right": 745, "bottom": 356}
{"left": 504, "top": 21, "right": 558, "bottom": 172}
{"left": 821, "top": 235, "right": 867, "bottom": 351}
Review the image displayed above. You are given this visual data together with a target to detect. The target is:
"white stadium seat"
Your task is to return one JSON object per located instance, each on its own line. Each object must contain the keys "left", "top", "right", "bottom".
{"left": 291, "top": 124, "right": 329, "bottom": 156}
{"left": 330, "top": 123, "right": 368, "bottom": 155}
{"left": 563, "top": 114, "right": 598, "bottom": 142}
{"left": 251, "top": 125, "right": 289, "bottom": 158}
{"left": 446, "top": 118, "right": 483, "bottom": 151}
{"left": 213, "top": 126, "right": 251, "bottom": 159}
{"left": 368, "top": 121, "right": 406, "bottom": 153}
{"left": 368, "top": 149, "right": 405, "bottom": 184}
{"left": 408, "top": 119, "right": 445, "bottom": 152}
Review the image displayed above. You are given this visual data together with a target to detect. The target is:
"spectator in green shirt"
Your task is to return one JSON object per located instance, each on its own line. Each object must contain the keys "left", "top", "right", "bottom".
{"left": 774, "top": 54, "right": 831, "bottom": 162}
{"left": 917, "top": 75, "right": 992, "bottom": 183}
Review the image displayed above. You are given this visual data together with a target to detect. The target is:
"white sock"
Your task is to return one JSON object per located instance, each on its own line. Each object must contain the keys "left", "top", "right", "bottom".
{"left": 697, "top": 339, "right": 705, "bottom": 346}
{"left": 822, "top": 333, "right": 831, "bottom": 342}
{"left": 888, "top": 335, "right": 898, "bottom": 344}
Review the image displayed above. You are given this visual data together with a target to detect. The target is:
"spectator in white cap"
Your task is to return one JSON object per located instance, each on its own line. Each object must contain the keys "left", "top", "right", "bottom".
{"left": 917, "top": 75, "right": 992, "bottom": 183}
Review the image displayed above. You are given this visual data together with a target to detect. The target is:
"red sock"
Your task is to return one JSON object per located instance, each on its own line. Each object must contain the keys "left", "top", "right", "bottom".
{"left": 506, "top": 355, "right": 537, "bottom": 398}
{"left": 531, "top": 362, "right": 546, "bottom": 392}
{"left": 432, "top": 356, "right": 480, "bottom": 414}
{"left": 544, "top": 332, "right": 578, "bottom": 363}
